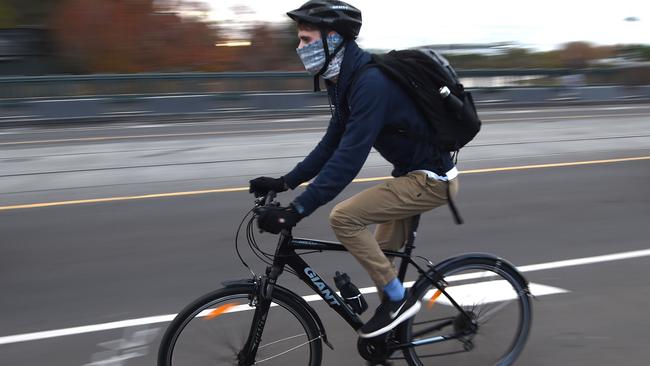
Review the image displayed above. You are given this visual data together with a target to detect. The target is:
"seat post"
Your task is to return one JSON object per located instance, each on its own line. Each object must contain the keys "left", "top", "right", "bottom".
{"left": 397, "top": 214, "right": 421, "bottom": 281}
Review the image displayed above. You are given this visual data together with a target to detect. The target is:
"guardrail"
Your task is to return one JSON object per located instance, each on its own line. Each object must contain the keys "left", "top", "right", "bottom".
{"left": 1, "top": 85, "right": 649, "bottom": 127}
{"left": 1, "top": 67, "right": 648, "bottom": 100}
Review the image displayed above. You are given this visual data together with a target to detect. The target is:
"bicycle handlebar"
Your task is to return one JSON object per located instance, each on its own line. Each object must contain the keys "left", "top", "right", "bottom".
{"left": 254, "top": 191, "right": 279, "bottom": 211}
{"left": 252, "top": 191, "right": 287, "bottom": 234}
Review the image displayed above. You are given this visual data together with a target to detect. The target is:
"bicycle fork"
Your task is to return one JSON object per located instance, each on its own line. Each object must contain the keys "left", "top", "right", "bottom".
{"left": 237, "top": 266, "right": 282, "bottom": 366}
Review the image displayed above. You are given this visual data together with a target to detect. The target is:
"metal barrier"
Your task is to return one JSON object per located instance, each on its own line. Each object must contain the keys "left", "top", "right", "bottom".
{"left": 0, "top": 72, "right": 311, "bottom": 99}
{"left": 2, "top": 67, "right": 648, "bottom": 100}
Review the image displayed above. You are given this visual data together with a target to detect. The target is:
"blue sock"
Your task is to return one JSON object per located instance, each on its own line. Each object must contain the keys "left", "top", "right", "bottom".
{"left": 383, "top": 278, "right": 405, "bottom": 302}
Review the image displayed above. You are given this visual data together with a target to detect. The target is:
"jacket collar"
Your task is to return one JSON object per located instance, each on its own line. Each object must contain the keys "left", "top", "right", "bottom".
{"left": 326, "top": 40, "right": 372, "bottom": 103}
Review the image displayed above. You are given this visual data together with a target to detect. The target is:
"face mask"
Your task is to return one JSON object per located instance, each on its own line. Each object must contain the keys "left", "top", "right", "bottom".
{"left": 321, "top": 45, "right": 345, "bottom": 80}
{"left": 296, "top": 32, "right": 345, "bottom": 79}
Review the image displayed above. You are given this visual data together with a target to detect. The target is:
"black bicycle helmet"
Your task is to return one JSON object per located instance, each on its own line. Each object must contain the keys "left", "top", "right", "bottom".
{"left": 287, "top": 0, "right": 362, "bottom": 40}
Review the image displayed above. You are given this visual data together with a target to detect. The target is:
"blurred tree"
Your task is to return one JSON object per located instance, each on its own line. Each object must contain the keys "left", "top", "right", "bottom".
{"left": 446, "top": 48, "right": 564, "bottom": 69}
{"left": 501, "top": 48, "right": 531, "bottom": 68}
{"left": 620, "top": 44, "right": 650, "bottom": 61}
{"left": 51, "top": 0, "right": 232, "bottom": 73}
{"left": 6, "top": 0, "right": 646, "bottom": 74}
{"left": 5, "top": 0, "right": 62, "bottom": 25}
{"left": 592, "top": 45, "right": 616, "bottom": 61}
{"left": 0, "top": 0, "right": 17, "bottom": 28}
{"left": 560, "top": 41, "right": 596, "bottom": 68}
{"left": 638, "top": 46, "right": 650, "bottom": 61}
{"left": 235, "top": 21, "right": 303, "bottom": 71}
{"left": 534, "top": 51, "right": 562, "bottom": 69}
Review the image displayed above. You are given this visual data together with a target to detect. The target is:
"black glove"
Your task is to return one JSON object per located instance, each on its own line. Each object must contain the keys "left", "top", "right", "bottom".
{"left": 256, "top": 205, "right": 303, "bottom": 234}
{"left": 249, "top": 176, "right": 288, "bottom": 197}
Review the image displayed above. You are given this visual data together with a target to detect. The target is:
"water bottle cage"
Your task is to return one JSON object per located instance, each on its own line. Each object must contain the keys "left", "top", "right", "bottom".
{"left": 334, "top": 271, "right": 369, "bottom": 315}
{"left": 344, "top": 294, "right": 368, "bottom": 315}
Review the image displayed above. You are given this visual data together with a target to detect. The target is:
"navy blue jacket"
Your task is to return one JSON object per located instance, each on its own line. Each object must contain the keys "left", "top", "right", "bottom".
{"left": 284, "top": 41, "right": 454, "bottom": 216}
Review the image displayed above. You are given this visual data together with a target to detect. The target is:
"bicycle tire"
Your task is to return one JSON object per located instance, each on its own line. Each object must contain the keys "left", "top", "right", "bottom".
{"left": 400, "top": 255, "right": 532, "bottom": 366}
{"left": 158, "top": 285, "right": 323, "bottom": 366}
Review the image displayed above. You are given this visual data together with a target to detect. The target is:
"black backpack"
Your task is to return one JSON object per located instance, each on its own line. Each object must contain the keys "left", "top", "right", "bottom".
{"left": 348, "top": 49, "right": 479, "bottom": 224}
{"left": 358, "top": 49, "right": 482, "bottom": 152}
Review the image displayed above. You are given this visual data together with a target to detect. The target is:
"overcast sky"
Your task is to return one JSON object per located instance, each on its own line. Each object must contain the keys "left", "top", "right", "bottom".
{"left": 205, "top": 0, "right": 649, "bottom": 50}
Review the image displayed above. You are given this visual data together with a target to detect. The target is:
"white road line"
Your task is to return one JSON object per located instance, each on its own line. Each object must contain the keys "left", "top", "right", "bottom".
{"left": 28, "top": 98, "right": 106, "bottom": 103}
{"left": 208, "top": 107, "right": 255, "bottom": 111}
{"left": 142, "top": 94, "right": 212, "bottom": 99}
{"left": 430, "top": 282, "right": 568, "bottom": 307}
{"left": 517, "top": 248, "right": 650, "bottom": 272}
{"left": 0, "top": 316, "right": 175, "bottom": 346}
{"left": 479, "top": 105, "right": 650, "bottom": 114}
{"left": 1, "top": 247, "right": 649, "bottom": 346}
{"left": 101, "top": 111, "right": 152, "bottom": 115}
{"left": 476, "top": 99, "right": 510, "bottom": 103}
{"left": 0, "top": 115, "right": 39, "bottom": 119}
{"left": 247, "top": 92, "right": 312, "bottom": 96}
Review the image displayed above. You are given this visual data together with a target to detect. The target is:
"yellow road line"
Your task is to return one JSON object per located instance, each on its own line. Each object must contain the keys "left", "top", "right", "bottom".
{"left": 460, "top": 155, "right": 650, "bottom": 173}
{"left": 331, "top": 156, "right": 650, "bottom": 183}
{"left": 482, "top": 112, "right": 650, "bottom": 123}
{"left": 0, "top": 188, "right": 248, "bottom": 211}
{"left": 1, "top": 156, "right": 648, "bottom": 211}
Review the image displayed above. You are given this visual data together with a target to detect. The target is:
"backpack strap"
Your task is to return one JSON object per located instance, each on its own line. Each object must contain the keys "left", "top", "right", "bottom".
{"left": 447, "top": 183, "right": 463, "bottom": 225}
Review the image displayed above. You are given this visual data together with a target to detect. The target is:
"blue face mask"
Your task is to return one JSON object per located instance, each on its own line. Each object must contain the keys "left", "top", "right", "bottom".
{"left": 296, "top": 33, "right": 345, "bottom": 79}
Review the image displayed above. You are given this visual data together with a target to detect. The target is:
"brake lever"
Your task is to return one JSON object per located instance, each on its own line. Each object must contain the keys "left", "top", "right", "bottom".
{"left": 264, "top": 191, "right": 277, "bottom": 206}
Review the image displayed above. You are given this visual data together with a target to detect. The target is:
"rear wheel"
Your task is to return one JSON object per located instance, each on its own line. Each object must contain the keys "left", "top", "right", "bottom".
{"left": 400, "top": 258, "right": 532, "bottom": 365}
{"left": 158, "top": 285, "right": 323, "bottom": 366}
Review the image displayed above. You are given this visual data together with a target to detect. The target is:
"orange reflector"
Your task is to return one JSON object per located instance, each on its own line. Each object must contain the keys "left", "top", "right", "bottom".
{"left": 205, "top": 303, "right": 238, "bottom": 320}
{"left": 427, "top": 290, "right": 443, "bottom": 309}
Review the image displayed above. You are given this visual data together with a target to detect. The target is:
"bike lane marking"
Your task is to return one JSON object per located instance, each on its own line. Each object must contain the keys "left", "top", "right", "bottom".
{"left": 1, "top": 248, "right": 649, "bottom": 346}
{"left": 1, "top": 155, "right": 649, "bottom": 211}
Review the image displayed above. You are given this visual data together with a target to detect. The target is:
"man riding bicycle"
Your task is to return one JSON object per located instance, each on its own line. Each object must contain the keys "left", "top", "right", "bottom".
{"left": 249, "top": 0, "right": 459, "bottom": 339}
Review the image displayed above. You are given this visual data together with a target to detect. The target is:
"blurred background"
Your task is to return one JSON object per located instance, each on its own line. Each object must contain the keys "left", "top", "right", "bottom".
{"left": 0, "top": 0, "right": 648, "bottom": 74}
{"left": 1, "top": 2, "right": 649, "bottom": 366}
{"left": 1, "top": 0, "right": 649, "bottom": 85}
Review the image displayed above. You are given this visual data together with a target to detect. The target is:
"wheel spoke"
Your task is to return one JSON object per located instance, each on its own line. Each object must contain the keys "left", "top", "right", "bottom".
{"left": 476, "top": 299, "right": 515, "bottom": 325}
{"left": 158, "top": 287, "right": 322, "bottom": 366}
{"left": 258, "top": 333, "right": 308, "bottom": 349}
{"left": 401, "top": 261, "right": 532, "bottom": 366}
{"left": 255, "top": 336, "right": 322, "bottom": 364}
{"left": 410, "top": 318, "right": 455, "bottom": 338}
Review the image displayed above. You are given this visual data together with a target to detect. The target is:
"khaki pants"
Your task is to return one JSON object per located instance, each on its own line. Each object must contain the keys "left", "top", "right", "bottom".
{"left": 329, "top": 172, "right": 459, "bottom": 290}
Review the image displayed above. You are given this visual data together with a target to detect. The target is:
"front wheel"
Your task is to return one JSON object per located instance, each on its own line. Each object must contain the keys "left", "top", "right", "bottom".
{"left": 400, "top": 256, "right": 532, "bottom": 366}
{"left": 158, "top": 285, "right": 323, "bottom": 366}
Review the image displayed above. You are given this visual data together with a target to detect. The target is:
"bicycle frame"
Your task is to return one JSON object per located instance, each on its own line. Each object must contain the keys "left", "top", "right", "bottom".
{"left": 239, "top": 216, "right": 433, "bottom": 363}
{"left": 285, "top": 234, "right": 428, "bottom": 330}
{"left": 238, "top": 214, "right": 482, "bottom": 364}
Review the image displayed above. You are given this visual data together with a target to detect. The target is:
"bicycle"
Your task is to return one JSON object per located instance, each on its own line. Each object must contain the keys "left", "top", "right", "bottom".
{"left": 158, "top": 191, "right": 533, "bottom": 365}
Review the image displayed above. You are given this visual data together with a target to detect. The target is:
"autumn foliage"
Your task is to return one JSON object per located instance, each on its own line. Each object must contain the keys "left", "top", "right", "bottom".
{"left": 51, "top": 0, "right": 238, "bottom": 73}
{"left": 560, "top": 42, "right": 616, "bottom": 68}
{"left": 26, "top": 0, "right": 649, "bottom": 75}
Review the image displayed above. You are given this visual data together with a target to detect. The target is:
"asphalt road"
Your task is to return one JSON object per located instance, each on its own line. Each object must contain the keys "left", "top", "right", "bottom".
{"left": 1, "top": 104, "right": 649, "bottom": 365}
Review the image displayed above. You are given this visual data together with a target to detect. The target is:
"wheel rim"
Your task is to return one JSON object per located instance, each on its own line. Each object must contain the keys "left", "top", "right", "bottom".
{"left": 164, "top": 292, "right": 318, "bottom": 365}
{"left": 402, "top": 263, "right": 531, "bottom": 366}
